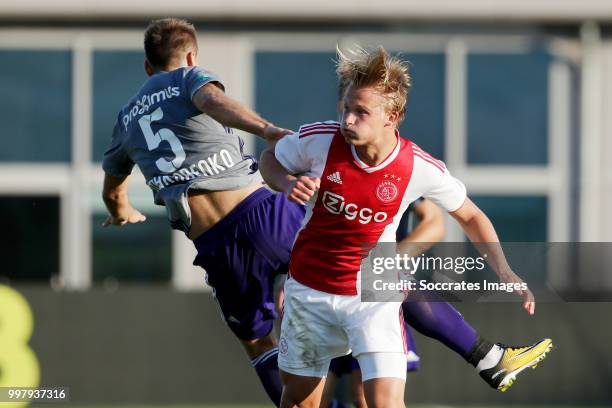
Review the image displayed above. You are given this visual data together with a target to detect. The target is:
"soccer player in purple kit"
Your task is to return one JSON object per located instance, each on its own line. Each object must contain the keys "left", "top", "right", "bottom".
{"left": 102, "top": 18, "right": 296, "bottom": 405}
{"left": 101, "top": 18, "right": 552, "bottom": 407}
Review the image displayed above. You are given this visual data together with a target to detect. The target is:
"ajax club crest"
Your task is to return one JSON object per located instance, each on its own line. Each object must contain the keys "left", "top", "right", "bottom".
{"left": 376, "top": 174, "right": 400, "bottom": 203}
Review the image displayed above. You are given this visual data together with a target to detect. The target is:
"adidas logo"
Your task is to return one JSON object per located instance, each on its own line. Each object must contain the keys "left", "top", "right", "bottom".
{"left": 327, "top": 171, "right": 342, "bottom": 184}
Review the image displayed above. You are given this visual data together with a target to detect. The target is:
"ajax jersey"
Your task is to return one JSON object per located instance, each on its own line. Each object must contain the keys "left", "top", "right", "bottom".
{"left": 275, "top": 121, "right": 467, "bottom": 295}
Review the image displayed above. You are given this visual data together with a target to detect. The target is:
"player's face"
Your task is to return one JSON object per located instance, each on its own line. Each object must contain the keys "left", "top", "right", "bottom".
{"left": 340, "top": 85, "right": 395, "bottom": 146}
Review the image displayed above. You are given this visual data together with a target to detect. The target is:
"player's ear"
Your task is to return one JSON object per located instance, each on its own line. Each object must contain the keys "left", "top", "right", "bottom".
{"left": 186, "top": 51, "right": 197, "bottom": 67}
{"left": 385, "top": 110, "right": 400, "bottom": 127}
{"left": 144, "top": 60, "right": 155, "bottom": 77}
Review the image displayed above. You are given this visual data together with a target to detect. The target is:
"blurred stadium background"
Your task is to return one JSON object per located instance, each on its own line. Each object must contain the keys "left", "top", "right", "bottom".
{"left": 1, "top": 0, "right": 611, "bottom": 406}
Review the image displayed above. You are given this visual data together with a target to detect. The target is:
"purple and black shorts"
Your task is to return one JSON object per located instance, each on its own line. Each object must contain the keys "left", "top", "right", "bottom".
{"left": 192, "top": 188, "right": 305, "bottom": 340}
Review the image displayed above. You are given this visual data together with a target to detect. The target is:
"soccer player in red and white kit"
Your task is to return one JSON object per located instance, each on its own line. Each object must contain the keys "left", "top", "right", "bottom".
{"left": 260, "top": 47, "right": 544, "bottom": 408}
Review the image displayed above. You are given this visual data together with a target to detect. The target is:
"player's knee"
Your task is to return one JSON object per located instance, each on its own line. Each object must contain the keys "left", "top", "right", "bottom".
{"left": 280, "top": 371, "right": 324, "bottom": 408}
{"left": 280, "top": 390, "right": 321, "bottom": 408}
{"left": 240, "top": 333, "right": 277, "bottom": 359}
{"left": 280, "top": 395, "right": 318, "bottom": 408}
{"left": 362, "top": 377, "right": 405, "bottom": 408}
{"left": 364, "top": 392, "right": 403, "bottom": 408}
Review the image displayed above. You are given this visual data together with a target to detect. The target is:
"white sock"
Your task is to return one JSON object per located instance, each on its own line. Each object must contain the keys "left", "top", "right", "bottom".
{"left": 476, "top": 344, "right": 504, "bottom": 372}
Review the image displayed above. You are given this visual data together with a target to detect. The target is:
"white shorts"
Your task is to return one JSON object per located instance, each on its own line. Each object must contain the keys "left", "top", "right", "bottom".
{"left": 278, "top": 277, "right": 407, "bottom": 379}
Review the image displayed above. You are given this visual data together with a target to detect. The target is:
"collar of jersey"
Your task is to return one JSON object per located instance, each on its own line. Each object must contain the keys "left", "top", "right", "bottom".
{"left": 350, "top": 130, "right": 401, "bottom": 173}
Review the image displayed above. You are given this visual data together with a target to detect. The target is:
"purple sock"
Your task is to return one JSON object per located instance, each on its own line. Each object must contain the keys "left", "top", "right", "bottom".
{"left": 402, "top": 295, "right": 478, "bottom": 360}
{"left": 251, "top": 348, "right": 282, "bottom": 407}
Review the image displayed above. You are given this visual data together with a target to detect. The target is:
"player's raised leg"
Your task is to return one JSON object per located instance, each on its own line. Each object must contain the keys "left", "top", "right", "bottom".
{"left": 402, "top": 297, "right": 478, "bottom": 360}
{"left": 243, "top": 335, "right": 283, "bottom": 404}
{"left": 402, "top": 294, "right": 553, "bottom": 391}
{"left": 193, "top": 189, "right": 305, "bottom": 406}
{"left": 477, "top": 338, "right": 553, "bottom": 391}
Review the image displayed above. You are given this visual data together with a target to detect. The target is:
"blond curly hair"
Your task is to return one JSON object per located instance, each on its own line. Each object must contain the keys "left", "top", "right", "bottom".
{"left": 336, "top": 46, "right": 412, "bottom": 124}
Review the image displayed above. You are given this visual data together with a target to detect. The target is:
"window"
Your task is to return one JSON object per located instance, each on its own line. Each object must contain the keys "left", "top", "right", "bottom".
{"left": 255, "top": 51, "right": 445, "bottom": 159}
{"left": 255, "top": 51, "right": 339, "bottom": 155}
{"left": 92, "top": 213, "right": 171, "bottom": 283}
{"left": 92, "top": 50, "right": 147, "bottom": 162}
{"left": 399, "top": 53, "right": 445, "bottom": 160}
{"left": 0, "top": 50, "right": 71, "bottom": 162}
{"left": 0, "top": 196, "right": 60, "bottom": 281}
{"left": 469, "top": 195, "right": 548, "bottom": 285}
{"left": 467, "top": 52, "right": 550, "bottom": 165}
{"left": 471, "top": 195, "right": 548, "bottom": 241}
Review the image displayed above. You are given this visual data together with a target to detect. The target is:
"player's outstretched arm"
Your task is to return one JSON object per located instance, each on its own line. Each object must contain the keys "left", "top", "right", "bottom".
{"left": 101, "top": 173, "right": 146, "bottom": 227}
{"left": 192, "top": 83, "right": 291, "bottom": 142}
{"left": 259, "top": 145, "right": 297, "bottom": 192}
{"left": 259, "top": 145, "right": 320, "bottom": 205}
{"left": 450, "top": 197, "right": 535, "bottom": 315}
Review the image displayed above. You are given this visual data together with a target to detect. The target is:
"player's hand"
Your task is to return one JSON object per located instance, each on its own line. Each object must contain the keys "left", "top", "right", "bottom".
{"left": 499, "top": 269, "right": 535, "bottom": 315}
{"left": 285, "top": 176, "right": 320, "bottom": 205}
{"left": 263, "top": 125, "right": 293, "bottom": 142}
{"left": 102, "top": 208, "right": 146, "bottom": 227}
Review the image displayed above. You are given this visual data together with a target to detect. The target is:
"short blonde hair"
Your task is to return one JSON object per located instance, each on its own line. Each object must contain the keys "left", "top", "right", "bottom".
{"left": 336, "top": 46, "right": 412, "bottom": 124}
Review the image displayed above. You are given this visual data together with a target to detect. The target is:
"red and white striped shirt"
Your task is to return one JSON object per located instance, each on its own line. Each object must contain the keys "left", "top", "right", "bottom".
{"left": 275, "top": 121, "right": 466, "bottom": 295}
